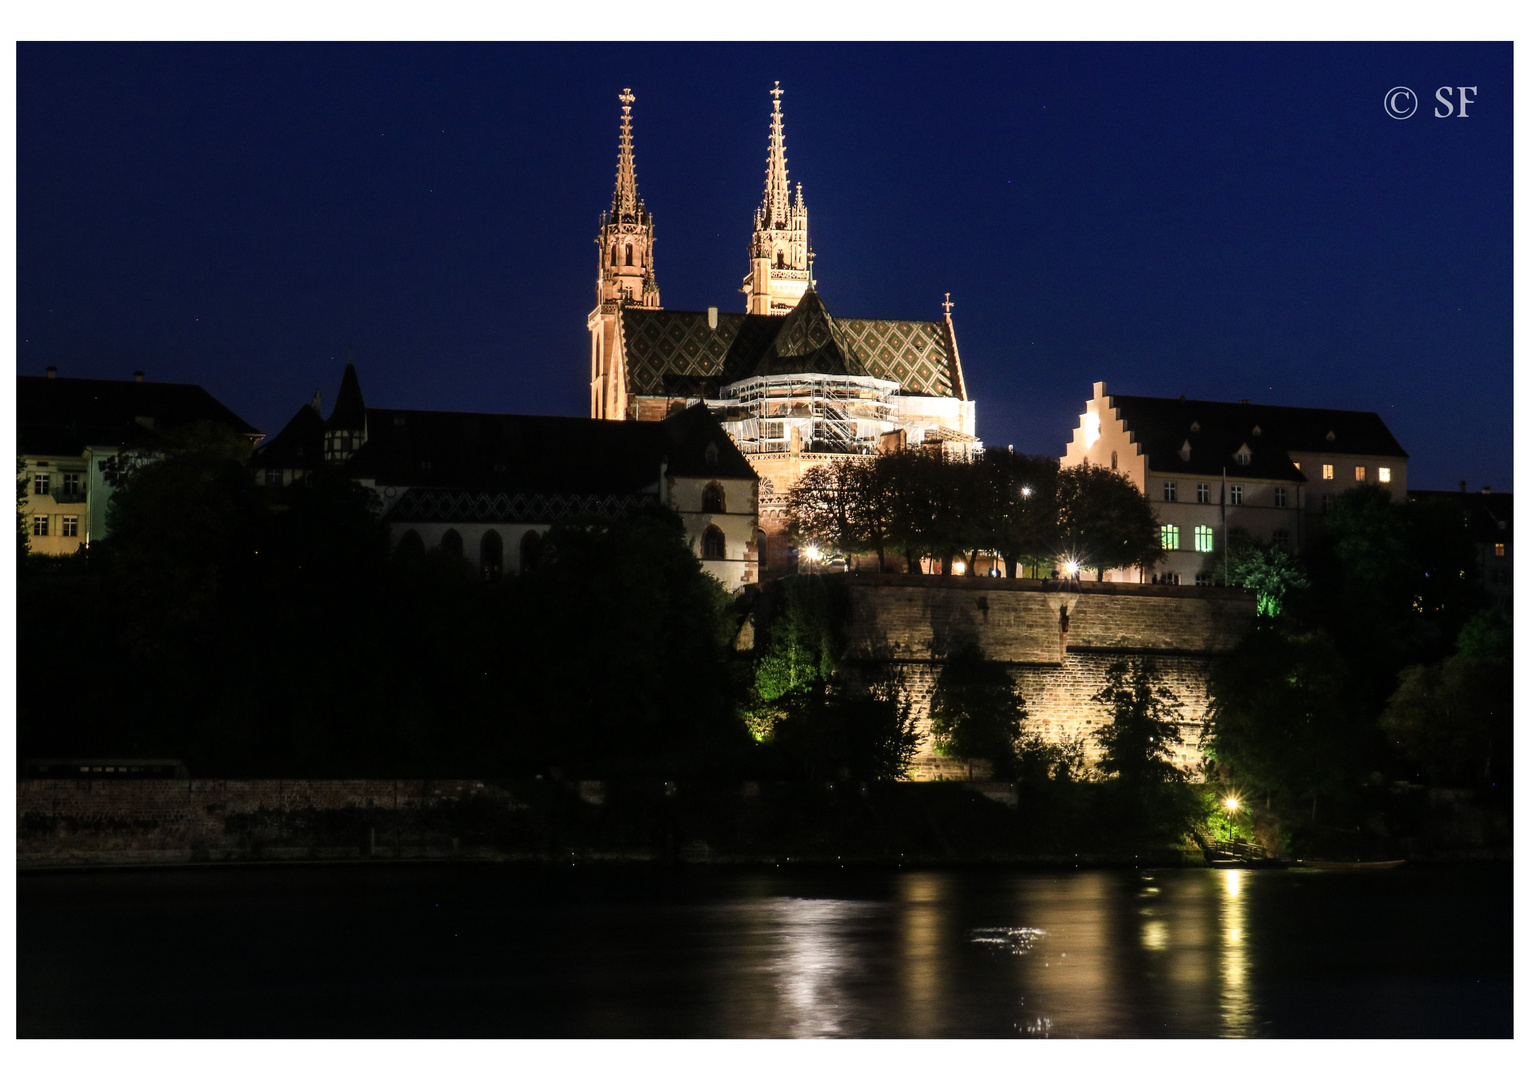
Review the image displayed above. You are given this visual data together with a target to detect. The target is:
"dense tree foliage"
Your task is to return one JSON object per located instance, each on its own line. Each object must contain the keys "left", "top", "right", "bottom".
{"left": 785, "top": 449, "right": 1154, "bottom": 578}
{"left": 928, "top": 645, "right": 1029, "bottom": 779}
{"left": 1092, "top": 659, "right": 1189, "bottom": 786}
{"left": 1221, "top": 528, "right": 1309, "bottom": 617}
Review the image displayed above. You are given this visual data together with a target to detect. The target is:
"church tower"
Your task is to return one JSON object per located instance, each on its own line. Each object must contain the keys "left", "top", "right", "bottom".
{"left": 588, "top": 88, "right": 660, "bottom": 419}
{"left": 741, "top": 83, "right": 810, "bottom": 315}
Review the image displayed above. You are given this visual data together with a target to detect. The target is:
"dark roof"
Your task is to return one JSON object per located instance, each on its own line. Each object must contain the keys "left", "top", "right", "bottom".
{"left": 755, "top": 290, "right": 866, "bottom": 378}
{"left": 1409, "top": 489, "right": 1512, "bottom": 544}
{"left": 328, "top": 362, "right": 367, "bottom": 430}
{"left": 1108, "top": 394, "right": 1408, "bottom": 482}
{"left": 17, "top": 375, "right": 263, "bottom": 457}
{"left": 253, "top": 401, "right": 325, "bottom": 469}
{"left": 345, "top": 400, "right": 757, "bottom": 491}
{"left": 618, "top": 290, "right": 961, "bottom": 400}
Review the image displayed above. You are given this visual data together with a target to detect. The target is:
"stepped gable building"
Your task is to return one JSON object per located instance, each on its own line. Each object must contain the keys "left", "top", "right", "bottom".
{"left": 18, "top": 368, "right": 263, "bottom": 556}
{"left": 256, "top": 363, "right": 761, "bottom": 590}
{"left": 586, "top": 85, "right": 977, "bottom": 573}
{"left": 1063, "top": 380, "right": 1409, "bottom": 584}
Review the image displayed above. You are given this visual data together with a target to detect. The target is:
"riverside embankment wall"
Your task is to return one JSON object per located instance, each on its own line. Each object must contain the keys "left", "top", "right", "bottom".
{"left": 837, "top": 574, "right": 1257, "bottom": 780}
{"left": 17, "top": 779, "right": 506, "bottom": 866}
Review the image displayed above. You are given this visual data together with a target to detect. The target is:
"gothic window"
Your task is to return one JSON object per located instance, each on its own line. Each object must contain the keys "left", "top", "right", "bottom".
{"left": 440, "top": 529, "right": 464, "bottom": 560}
{"left": 775, "top": 250, "right": 785, "bottom": 269}
{"left": 701, "top": 525, "right": 726, "bottom": 560}
{"left": 1111, "top": 451, "right": 1118, "bottom": 470}
{"left": 610, "top": 243, "right": 617, "bottom": 266}
{"left": 755, "top": 531, "right": 767, "bottom": 569}
{"left": 625, "top": 244, "right": 634, "bottom": 266}
{"left": 481, "top": 530, "right": 503, "bottom": 581}
{"left": 702, "top": 483, "right": 725, "bottom": 514}
{"left": 396, "top": 529, "right": 424, "bottom": 559}
{"left": 520, "top": 530, "right": 542, "bottom": 572}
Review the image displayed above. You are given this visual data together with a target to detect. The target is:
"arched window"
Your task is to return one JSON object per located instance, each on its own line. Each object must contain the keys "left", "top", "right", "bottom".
{"left": 480, "top": 529, "right": 503, "bottom": 581}
{"left": 625, "top": 244, "right": 634, "bottom": 266}
{"left": 702, "top": 482, "right": 725, "bottom": 514}
{"left": 396, "top": 529, "right": 424, "bottom": 559}
{"left": 775, "top": 250, "right": 785, "bottom": 269}
{"left": 1111, "top": 451, "right": 1118, "bottom": 470}
{"left": 755, "top": 530, "right": 767, "bottom": 569}
{"left": 520, "top": 530, "right": 542, "bottom": 572}
{"left": 440, "top": 529, "right": 463, "bottom": 560}
{"left": 701, "top": 525, "right": 726, "bottom": 560}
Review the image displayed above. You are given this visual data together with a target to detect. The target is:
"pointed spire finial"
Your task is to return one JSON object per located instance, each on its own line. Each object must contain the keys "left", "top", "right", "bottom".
{"left": 762, "top": 82, "right": 790, "bottom": 227}
{"left": 771, "top": 81, "right": 783, "bottom": 102}
{"left": 808, "top": 248, "right": 817, "bottom": 289}
{"left": 942, "top": 293, "right": 954, "bottom": 316}
{"left": 612, "top": 88, "right": 639, "bottom": 218}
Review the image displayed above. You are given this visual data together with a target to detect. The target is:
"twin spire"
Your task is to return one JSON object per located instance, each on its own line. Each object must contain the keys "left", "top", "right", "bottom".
{"left": 596, "top": 82, "right": 812, "bottom": 315}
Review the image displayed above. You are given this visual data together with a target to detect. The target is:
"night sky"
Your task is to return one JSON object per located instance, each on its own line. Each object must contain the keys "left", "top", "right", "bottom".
{"left": 17, "top": 42, "right": 1513, "bottom": 492}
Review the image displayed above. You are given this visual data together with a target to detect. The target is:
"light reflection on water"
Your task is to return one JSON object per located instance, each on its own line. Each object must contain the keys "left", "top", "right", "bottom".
{"left": 18, "top": 863, "right": 1513, "bottom": 1037}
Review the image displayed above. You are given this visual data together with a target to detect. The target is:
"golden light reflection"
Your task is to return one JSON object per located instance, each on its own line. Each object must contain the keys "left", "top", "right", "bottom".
{"left": 1219, "top": 870, "right": 1252, "bottom": 1036}
{"left": 1141, "top": 920, "right": 1169, "bottom": 951}
{"left": 897, "top": 873, "right": 945, "bottom": 1038}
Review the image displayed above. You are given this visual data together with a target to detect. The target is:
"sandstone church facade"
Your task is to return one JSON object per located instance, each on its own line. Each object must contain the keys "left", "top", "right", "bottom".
{"left": 587, "top": 85, "right": 980, "bottom": 574}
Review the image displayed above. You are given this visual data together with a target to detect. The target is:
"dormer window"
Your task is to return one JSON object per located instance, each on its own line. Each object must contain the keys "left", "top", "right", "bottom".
{"left": 1179, "top": 440, "right": 1192, "bottom": 462}
{"left": 1326, "top": 430, "right": 1336, "bottom": 442}
{"left": 1252, "top": 425, "right": 1262, "bottom": 437}
{"left": 1190, "top": 421, "right": 1200, "bottom": 433}
{"left": 1234, "top": 443, "right": 1252, "bottom": 466}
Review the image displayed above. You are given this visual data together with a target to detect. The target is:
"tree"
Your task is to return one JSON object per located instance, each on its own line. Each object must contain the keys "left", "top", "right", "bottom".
{"left": 874, "top": 449, "right": 945, "bottom": 574}
{"left": 1380, "top": 655, "right": 1511, "bottom": 789}
{"left": 1223, "top": 528, "right": 1309, "bottom": 617}
{"left": 786, "top": 458, "right": 874, "bottom": 568}
{"left": 1056, "top": 463, "right": 1160, "bottom": 579}
{"left": 17, "top": 457, "right": 30, "bottom": 562}
{"left": 1092, "top": 658, "right": 1188, "bottom": 786}
{"left": 928, "top": 645, "right": 1029, "bottom": 778}
{"left": 766, "top": 667, "right": 921, "bottom": 782}
{"left": 975, "top": 449, "right": 1059, "bottom": 579}
{"left": 1204, "top": 626, "right": 1368, "bottom": 820}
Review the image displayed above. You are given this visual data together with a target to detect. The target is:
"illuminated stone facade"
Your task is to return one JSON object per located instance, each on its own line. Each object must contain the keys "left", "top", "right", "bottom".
{"left": 585, "top": 86, "right": 978, "bottom": 573}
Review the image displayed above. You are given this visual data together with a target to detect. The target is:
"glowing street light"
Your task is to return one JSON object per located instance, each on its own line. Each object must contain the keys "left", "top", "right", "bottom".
{"left": 803, "top": 544, "right": 820, "bottom": 562}
{"left": 1224, "top": 795, "right": 1240, "bottom": 813}
{"left": 1020, "top": 486, "right": 1033, "bottom": 498}
{"left": 1063, "top": 559, "right": 1079, "bottom": 576}
{"left": 952, "top": 560, "right": 966, "bottom": 574}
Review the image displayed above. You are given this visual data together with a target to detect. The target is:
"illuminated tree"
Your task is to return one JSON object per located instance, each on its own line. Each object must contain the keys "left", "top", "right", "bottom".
{"left": 1223, "top": 528, "right": 1309, "bottom": 617}
{"left": 929, "top": 644, "right": 1029, "bottom": 777}
{"left": 1055, "top": 463, "right": 1160, "bottom": 579}
{"left": 1092, "top": 658, "right": 1188, "bottom": 786}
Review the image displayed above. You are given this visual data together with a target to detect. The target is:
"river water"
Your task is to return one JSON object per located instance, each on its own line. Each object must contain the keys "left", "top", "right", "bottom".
{"left": 18, "top": 862, "right": 1511, "bottom": 1038}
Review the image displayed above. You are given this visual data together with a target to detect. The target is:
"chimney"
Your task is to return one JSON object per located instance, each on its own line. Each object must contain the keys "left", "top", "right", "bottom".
{"left": 46, "top": 366, "right": 57, "bottom": 379}
{"left": 133, "top": 371, "right": 144, "bottom": 382}
{"left": 707, "top": 306, "right": 718, "bottom": 330}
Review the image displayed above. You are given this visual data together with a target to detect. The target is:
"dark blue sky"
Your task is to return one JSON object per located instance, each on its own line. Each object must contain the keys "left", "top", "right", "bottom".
{"left": 17, "top": 42, "right": 1513, "bottom": 491}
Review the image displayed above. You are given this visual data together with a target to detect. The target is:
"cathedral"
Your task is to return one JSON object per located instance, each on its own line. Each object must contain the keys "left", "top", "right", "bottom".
{"left": 587, "top": 85, "right": 980, "bottom": 573}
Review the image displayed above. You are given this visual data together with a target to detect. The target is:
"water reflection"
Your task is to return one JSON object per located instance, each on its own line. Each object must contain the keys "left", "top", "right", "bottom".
{"left": 1219, "top": 869, "right": 1253, "bottom": 1037}
{"left": 897, "top": 873, "right": 945, "bottom": 1037}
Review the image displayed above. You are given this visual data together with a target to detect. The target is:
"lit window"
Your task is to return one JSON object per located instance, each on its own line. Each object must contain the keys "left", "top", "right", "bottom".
{"left": 1355, "top": 466, "right": 1366, "bottom": 481}
{"left": 1196, "top": 483, "right": 1210, "bottom": 504}
{"left": 1292, "top": 461, "right": 1301, "bottom": 472}
{"left": 1494, "top": 543, "right": 1506, "bottom": 558}
{"left": 1378, "top": 467, "right": 1391, "bottom": 483}
{"left": 32, "top": 473, "right": 50, "bottom": 496}
{"left": 1162, "top": 481, "right": 1176, "bottom": 502}
{"left": 62, "top": 516, "right": 78, "bottom": 537}
{"left": 1194, "top": 525, "right": 1214, "bottom": 553}
{"left": 1160, "top": 524, "right": 1180, "bottom": 550}
{"left": 31, "top": 515, "right": 48, "bottom": 537}
{"left": 1274, "top": 487, "right": 1287, "bottom": 508}
{"left": 1230, "top": 485, "right": 1243, "bottom": 506}
{"left": 61, "top": 472, "right": 82, "bottom": 496}
{"left": 264, "top": 469, "right": 283, "bottom": 488}
{"left": 1322, "top": 464, "right": 1334, "bottom": 480}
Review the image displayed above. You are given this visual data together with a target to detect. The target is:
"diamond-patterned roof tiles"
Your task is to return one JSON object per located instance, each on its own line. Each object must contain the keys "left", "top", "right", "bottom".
{"left": 620, "top": 292, "right": 959, "bottom": 399}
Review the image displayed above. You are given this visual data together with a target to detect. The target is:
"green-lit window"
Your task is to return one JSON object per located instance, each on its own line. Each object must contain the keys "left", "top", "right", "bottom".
{"left": 1194, "top": 525, "right": 1214, "bottom": 553}
{"left": 1160, "top": 524, "right": 1180, "bottom": 550}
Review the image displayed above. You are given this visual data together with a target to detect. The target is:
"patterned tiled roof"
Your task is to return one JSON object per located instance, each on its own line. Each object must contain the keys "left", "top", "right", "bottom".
{"left": 619, "top": 290, "right": 960, "bottom": 399}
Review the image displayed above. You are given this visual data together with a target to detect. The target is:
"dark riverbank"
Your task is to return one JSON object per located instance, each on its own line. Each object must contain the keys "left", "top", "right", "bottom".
{"left": 19, "top": 776, "right": 1510, "bottom": 870}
